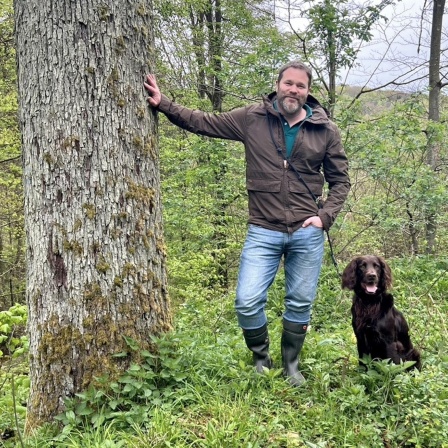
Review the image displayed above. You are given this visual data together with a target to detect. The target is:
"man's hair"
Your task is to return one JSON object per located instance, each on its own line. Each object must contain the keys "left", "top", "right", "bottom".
{"left": 277, "top": 61, "right": 312, "bottom": 88}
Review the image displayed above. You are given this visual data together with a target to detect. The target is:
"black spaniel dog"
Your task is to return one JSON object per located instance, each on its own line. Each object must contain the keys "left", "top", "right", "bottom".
{"left": 342, "top": 255, "right": 421, "bottom": 370}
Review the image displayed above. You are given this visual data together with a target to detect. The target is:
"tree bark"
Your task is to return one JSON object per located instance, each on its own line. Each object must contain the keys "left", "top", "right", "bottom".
{"left": 425, "top": 0, "right": 445, "bottom": 254}
{"left": 14, "top": 0, "right": 171, "bottom": 430}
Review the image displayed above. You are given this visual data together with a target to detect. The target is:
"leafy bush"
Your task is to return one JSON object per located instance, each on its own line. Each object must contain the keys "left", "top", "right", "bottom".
{"left": 0, "top": 304, "right": 29, "bottom": 444}
{"left": 54, "top": 335, "right": 191, "bottom": 434}
{"left": 0, "top": 304, "right": 28, "bottom": 358}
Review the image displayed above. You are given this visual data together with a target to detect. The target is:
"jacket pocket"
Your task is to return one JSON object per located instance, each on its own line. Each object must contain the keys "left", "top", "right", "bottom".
{"left": 288, "top": 179, "right": 323, "bottom": 196}
{"left": 247, "top": 179, "right": 281, "bottom": 192}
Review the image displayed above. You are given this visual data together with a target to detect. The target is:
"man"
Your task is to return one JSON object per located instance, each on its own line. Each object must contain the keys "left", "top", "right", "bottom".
{"left": 144, "top": 61, "right": 350, "bottom": 386}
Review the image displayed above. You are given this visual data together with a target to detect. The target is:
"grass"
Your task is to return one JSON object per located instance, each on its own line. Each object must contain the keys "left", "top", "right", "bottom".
{"left": 1, "top": 257, "right": 448, "bottom": 447}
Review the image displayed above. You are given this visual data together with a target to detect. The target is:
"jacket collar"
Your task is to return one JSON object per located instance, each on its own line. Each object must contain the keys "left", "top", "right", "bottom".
{"left": 263, "top": 92, "right": 330, "bottom": 124}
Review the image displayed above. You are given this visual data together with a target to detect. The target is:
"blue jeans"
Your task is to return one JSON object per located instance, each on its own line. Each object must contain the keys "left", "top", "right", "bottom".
{"left": 235, "top": 224, "right": 324, "bottom": 330}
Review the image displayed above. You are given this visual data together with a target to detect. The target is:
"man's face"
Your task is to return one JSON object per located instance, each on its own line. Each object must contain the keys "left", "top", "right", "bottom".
{"left": 276, "top": 68, "right": 310, "bottom": 116}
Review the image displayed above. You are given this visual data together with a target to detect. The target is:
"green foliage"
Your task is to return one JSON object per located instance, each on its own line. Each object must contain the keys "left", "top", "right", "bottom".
{"left": 306, "top": 0, "right": 393, "bottom": 70}
{"left": 0, "top": 303, "right": 28, "bottom": 357}
{"left": 161, "top": 131, "right": 246, "bottom": 298}
{"left": 0, "top": 304, "right": 29, "bottom": 443}
{"left": 0, "top": 370, "right": 29, "bottom": 443}
{"left": 53, "top": 335, "right": 190, "bottom": 434}
{"left": 335, "top": 92, "right": 448, "bottom": 258}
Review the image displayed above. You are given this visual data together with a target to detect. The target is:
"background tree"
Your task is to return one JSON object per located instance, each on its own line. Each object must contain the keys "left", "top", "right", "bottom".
{"left": 425, "top": 0, "right": 446, "bottom": 253}
{"left": 0, "top": 0, "right": 23, "bottom": 309}
{"left": 337, "top": 91, "right": 448, "bottom": 257}
{"left": 14, "top": 0, "right": 171, "bottom": 430}
{"left": 339, "top": 0, "right": 448, "bottom": 255}
{"left": 276, "top": 0, "right": 394, "bottom": 115}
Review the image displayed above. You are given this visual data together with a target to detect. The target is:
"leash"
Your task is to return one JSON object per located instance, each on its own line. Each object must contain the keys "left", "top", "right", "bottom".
{"left": 266, "top": 111, "right": 341, "bottom": 277}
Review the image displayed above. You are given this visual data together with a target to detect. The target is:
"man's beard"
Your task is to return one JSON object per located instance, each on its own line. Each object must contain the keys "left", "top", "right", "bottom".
{"left": 279, "top": 96, "right": 305, "bottom": 115}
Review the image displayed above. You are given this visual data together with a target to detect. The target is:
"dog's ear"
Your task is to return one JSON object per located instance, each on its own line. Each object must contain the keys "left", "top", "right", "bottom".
{"left": 378, "top": 256, "right": 393, "bottom": 290}
{"left": 341, "top": 258, "right": 359, "bottom": 290}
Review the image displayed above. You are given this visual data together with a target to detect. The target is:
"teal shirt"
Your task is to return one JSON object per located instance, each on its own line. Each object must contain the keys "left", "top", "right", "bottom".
{"left": 274, "top": 102, "right": 313, "bottom": 158}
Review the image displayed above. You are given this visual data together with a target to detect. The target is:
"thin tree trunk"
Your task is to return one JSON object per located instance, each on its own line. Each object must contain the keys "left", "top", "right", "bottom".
{"left": 14, "top": 0, "right": 171, "bottom": 430}
{"left": 425, "top": 0, "right": 445, "bottom": 254}
{"left": 406, "top": 205, "right": 419, "bottom": 256}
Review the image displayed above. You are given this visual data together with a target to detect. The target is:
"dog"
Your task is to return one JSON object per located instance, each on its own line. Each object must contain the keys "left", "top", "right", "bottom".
{"left": 341, "top": 255, "right": 421, "bottom": 370}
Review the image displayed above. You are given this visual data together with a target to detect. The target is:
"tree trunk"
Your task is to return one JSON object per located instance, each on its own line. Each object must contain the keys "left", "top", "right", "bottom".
{"left": 14, "top": 0, "right": 171, "bottom": 430}
{"left": 425, "top": 0, "right": 445, "bottom": 254}
{"left": 189, "top": 0, "right": 229, "bottom": 288}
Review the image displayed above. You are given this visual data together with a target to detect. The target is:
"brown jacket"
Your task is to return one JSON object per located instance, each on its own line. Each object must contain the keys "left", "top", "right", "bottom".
{"left": 157, "top": 92, "right": 350, "bottom": 232}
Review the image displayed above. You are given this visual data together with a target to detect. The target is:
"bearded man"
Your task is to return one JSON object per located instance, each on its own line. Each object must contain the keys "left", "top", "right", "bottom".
{"left": 144, "top": 61, "right": 350, "bottom": 386}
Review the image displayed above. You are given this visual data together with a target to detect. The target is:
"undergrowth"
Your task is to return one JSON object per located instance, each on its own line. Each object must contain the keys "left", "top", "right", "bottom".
{"left": 1, "top": 256, "right": 448, "bottom": 447}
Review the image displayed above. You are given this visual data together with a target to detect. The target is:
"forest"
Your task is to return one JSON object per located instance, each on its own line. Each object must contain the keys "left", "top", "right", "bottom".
{"left": 1, "top": 0, "right": 448, "bottom": 446}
